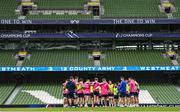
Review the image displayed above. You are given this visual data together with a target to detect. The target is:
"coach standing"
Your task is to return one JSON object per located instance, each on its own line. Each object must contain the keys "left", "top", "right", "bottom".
{"left": 66, "top": 76, "right": 76, "bottom": 107}
{"left": 118, "top": 77, "right": 127, "bottom": 107}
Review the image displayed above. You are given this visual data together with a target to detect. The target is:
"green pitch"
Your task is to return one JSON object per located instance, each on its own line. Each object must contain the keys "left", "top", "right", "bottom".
{"left": 0, "top": 107, "right": 180, "bottom": 112}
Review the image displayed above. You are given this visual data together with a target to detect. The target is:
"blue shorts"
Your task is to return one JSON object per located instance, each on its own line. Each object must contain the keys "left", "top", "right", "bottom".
{"left": 68, "top": 92, "right": 75, "bottom": 99}
{"left": 130, "top": 92, "right": 136, "bottom": 97}
{"left": 126, "top": 93, "right": 130, "bottom": 97}
{"left": 108, "top": 93, "right": 114, "bottom": 97}
{"left": 77, "top": 93, "right": 84, "bottom": 98}
{"left": 63, "top": 94, "right": 68, "bottom": 98}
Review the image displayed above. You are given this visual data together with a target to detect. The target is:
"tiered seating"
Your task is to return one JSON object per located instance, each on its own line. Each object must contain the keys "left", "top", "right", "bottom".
{"left": 172, "top": 0, "right": 180, "bottom": 18}
{"left": 176, "top": 52, "right": 180, "bottom": 64}
{"left": 141, "top": 82, "right": 180, "bottom": 104}
{"left": 177, "top": 58, "right": 180, "bottom": 64}
{"left": 0, "top": 0, "right": 17, "bottom": 19}
{"left": 0, "top": 83, "right": 15, "bottom": 104}
{"left": 12, "top": 81, "right": 63, "bottom": 104}
{"left": 23, "top": 50, "right": 94, "bottom": 66}
{"left": 37, "top": 0, "right": 85, "bottom": 9}
{"left": 26, "top": 0, "right": 92, "bottom": 20}
{"left": 1, "top": 0, "right": 180, "bottom": 19}
{"left": 102, "top": 0, "right": 167, "bottom": 18}
{"left": 23, "top": 50, "right": 172, "bottom": 66}
{"left": 26, "top": 14, "right": 93, "bottom": 20}
{"left": 101, "top": 50, "right": 172, "bottom": 66}
{"left": 0, "top": 50, "right": 172, "bottom": 66}
{"left": 0, "top": 51, "right": 17, "bottom": 66}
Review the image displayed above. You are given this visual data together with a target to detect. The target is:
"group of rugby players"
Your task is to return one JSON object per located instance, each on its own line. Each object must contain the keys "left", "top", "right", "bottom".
{"left": 63, "top": 76, "right": 139, "bottom": 107}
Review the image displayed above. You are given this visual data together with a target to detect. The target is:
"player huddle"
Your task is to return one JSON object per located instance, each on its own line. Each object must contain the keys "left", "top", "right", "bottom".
{"left": 63, "top": 76, "right": 139, "bottom": 107}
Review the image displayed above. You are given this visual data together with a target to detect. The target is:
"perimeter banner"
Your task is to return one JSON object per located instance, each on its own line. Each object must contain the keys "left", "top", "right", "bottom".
{"left": 0, "top": 66, "right": 179, "bottom": 72}
{"left": 0, "top": 19, "right": 180, "bottom": 25}
{"left": 1, "top": 33, "right": 180, "bottom": 39}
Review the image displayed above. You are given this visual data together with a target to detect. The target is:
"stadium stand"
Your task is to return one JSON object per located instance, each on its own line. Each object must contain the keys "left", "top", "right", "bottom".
{"left": 101, "top": 50, "right": 172, "bottom": 66}
{"left": 177, "top": 58, "right": 180, "bottom": 64}
{"left": 141, "top": 82, "right": 180, "bottom": 104}
{"left": 12, "top": 81, "right": 63, "bottom": 104}
{"left": 102, "top": 0, "right": 167, "bottom": 18}
{"left": 176, "top": 52, "right": 180, "bottom": 64}
{"left": 0, "top": 51, "right": 17, "bottom": 66}
{"left": 27, "top": 0, "right": 168, "bottom": 19}
{"left": 22, "top": 50, "right": 172, "bottom": 66}
{"left": 0, "top": 83, "right": 15, "bottom": 104}
{"left": 1, "top": 0, "right": 180, "bottom": 19}
{"left": 25, "top": 0, "right": 93, "bottom": 20}
{"left": 26, "top": 14, "right": 93, "bottom": 20}
{"left": 36, "top": 0, "right": 85, "bottom": 9}
{"left": 172, "top": 0, "right": 180, "bottom": 18}
{"left": 23, "top": 50, "right": 94, "bottom": 66}
{"left": 0, "top": 0, "right": 17, "bottom": 19}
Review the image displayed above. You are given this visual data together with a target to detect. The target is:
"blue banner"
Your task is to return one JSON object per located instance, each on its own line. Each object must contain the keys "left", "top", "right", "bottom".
{"left": 1, "top": 33, "right": 180, "bottom": 39}
{"left": 0, "top": 19, "right": 180, "bottom": 25}
{"left": 0, "top": 66, "right": 180, "bottom": 72}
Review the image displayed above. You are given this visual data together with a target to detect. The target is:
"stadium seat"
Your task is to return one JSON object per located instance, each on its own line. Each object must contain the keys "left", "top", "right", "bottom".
{"left": 12, "top": 81, "right": 63, "bottom": 104}
{"left": 172, "top": 0, "right": 180, "bottom": 18}
{"left": 2, "top": 0, "right": 180, "bottom": 19}
{"left": 141, "top": 82, "right": 180, "bottom": 104}
{"left": 102, "top": 0, "right": 167, "bottom": 18}
{"left": 23, "top": 50, "right": 94, "bottom": 66}
{"left": 0, "top": 83, "right": 15, "bottom": 104}
{"left": 101, "top": 50, "right": 172, "bottom": 66}
{"left": 37, "top": 0, "right": 85, "bottom": 9}
{"left": 26, "top": 14, "right": 93, "bottom": 20}
{"left": 0, "top": 51, "right": 17, "bottom": 66}
{"left": 22, "top": 50, "right": 173, "bottom": 66}
{"left": 0, "top": 50, "right": 173, "bottom": 66}
{"left": 0, "top": 0, "right": 17, "bottom": 19}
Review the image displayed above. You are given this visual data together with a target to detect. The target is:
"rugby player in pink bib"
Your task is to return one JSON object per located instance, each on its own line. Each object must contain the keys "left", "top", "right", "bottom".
{"left": 134, "top": 78, "right": 140, "bottom": 107}
{"left": 92, "top": 77, "right": 100, "bottom": 107}
{"left": 129, "top": 77, "right": 136, "bottom": 107}
{"left": 100, "top": 78, "right": 109, "bottom": 107}
{"left": 63, "top": 80, "right": 68, "bottom": 107}
{"left": 84, "top": 79, "right": 91, "bottom": 107}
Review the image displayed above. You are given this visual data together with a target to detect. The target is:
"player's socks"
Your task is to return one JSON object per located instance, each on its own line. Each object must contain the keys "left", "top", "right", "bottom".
{"left": 94, "top": 103, "right": 97, "bottom": 107}
{"left": 100, "top": 100, "right": 103, "bottom": 107}
{"left": 119, "top": 104, "right": 123, "bottom": 107}
{"left": 84, "top": 103, "right": 88, "bottom": 107}
{"left": 102, "top": 100, "right": 105, "bottom": 107}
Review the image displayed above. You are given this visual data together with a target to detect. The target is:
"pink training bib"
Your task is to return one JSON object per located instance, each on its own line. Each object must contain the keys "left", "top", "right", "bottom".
{"left": 63, "top": 83, "right": 68, "bottom": 94}
{"left": 93, "top": 82, "right": 100, "bottom": 92}
{"left": 130, "top": 80, "right": 136, "bottom": 93}
{"left": 84, "top": 82, "right": 90, "bottom": 94}
{"left": 100, "top": 82, "right": 109, "bottom": 95}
